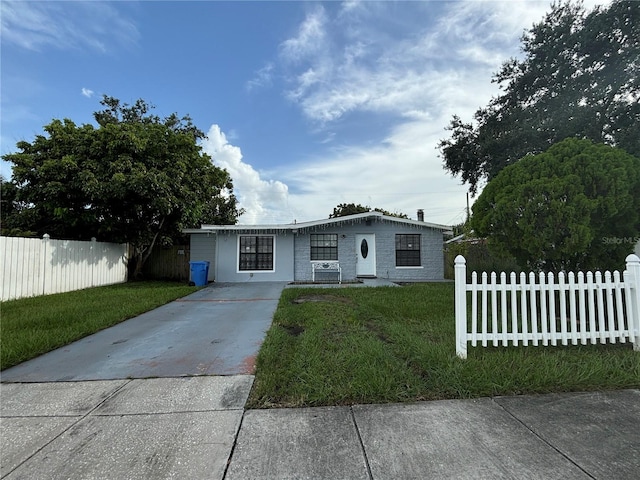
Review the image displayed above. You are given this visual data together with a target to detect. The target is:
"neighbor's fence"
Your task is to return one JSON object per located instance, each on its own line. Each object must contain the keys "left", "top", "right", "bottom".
{"left": 1, "top": 235, "right": 128, "bottom": 301}
{"left": 454, "top": 254, "right": 640, "bottom": 359}
{"left": 143, "top": 245, "right": 190, "bottom": 281}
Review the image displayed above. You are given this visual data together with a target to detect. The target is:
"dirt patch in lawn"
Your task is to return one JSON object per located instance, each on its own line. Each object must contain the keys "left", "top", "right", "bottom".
{"left": 291, "top": 295, "right": 355, "bottom": 305}
{"left": 365, "top": 320, "right": 391, "bottom": 344}
{"left": 282, "top": 325, "right": 305, "bottom": 336}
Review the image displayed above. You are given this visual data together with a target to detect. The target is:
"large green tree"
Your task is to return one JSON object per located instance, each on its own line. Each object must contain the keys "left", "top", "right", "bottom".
{"left": 471, "top": 138, "right": 640, "bottom": 272}
{"left": 0, "top": 176, "right": 36, "bottom": 237}
{"left": 440, "top": 0, "right": 640, "bottom": 194}
{"left": 3, "top": 96, "right": 242, "bottom": 277}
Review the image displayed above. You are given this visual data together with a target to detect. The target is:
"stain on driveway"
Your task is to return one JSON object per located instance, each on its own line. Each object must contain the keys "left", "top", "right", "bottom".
{"left": 1, "top": 282, "right": 287, "bottom": 382}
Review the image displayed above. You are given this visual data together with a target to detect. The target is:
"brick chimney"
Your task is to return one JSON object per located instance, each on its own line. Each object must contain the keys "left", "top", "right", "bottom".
{"left": 417, "top": 209, "right": 424, "bottom": 222}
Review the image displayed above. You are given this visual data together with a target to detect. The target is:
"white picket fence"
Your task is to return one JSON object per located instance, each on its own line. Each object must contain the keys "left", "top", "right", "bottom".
{"left": 1, "top": 235, "right": 128, "bottom": 301}
{"left": 454, "top": 254, "right": 640, "bottom": 359}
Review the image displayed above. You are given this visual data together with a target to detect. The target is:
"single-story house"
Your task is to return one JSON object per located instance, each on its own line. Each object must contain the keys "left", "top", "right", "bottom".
{"left": 183, "top": 211, "right": 453, "bottom": 283}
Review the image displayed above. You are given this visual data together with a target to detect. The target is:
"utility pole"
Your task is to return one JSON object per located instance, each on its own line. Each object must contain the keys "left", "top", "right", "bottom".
{"left": 466, "top": 192, "right": 470, "bottom": 223}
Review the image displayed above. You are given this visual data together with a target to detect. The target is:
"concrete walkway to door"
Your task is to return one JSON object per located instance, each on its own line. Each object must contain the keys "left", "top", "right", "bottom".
{"left": 0, "top": 282, "right": 288, "bottom": 382}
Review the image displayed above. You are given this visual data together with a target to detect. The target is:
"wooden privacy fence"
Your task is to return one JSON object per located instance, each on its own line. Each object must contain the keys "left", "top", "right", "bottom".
{"left": 1, "top": 235, "right": 128, "bottom": 301}
{"left": 143, "top": 245, "right": 190, "bottom": 281}
{"left": 454, "top": 254, "right": 640, "bottom": 359}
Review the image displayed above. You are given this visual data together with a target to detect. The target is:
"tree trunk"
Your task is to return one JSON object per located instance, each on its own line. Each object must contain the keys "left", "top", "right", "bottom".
{"left": 129, "top": 217, "right": 166, "bottom": 280}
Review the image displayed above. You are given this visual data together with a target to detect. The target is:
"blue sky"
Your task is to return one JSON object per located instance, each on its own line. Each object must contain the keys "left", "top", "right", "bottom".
{"left": 1, "top": 0, "right": 608, "bottom": 225}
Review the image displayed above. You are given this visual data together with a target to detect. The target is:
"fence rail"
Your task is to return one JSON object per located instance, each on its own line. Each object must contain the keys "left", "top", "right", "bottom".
{"left": 1, "top": 235, "right": 128, "bottom": 301}
{"left": 454, "top": 254, "right": 640, "bottom": 358}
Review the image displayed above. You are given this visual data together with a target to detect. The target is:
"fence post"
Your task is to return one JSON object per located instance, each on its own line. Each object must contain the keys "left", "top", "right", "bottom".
{"left": 91, "top": 237, "right": 97, "bottom": 287}
{"left": 625, "top": 254, "right": 640, "bottom": 351}
{"left": 455, "top": 255, "right": 468, "bottom": 359}
{"left": 42, "top": 233, "right": 50, "bottom": 296}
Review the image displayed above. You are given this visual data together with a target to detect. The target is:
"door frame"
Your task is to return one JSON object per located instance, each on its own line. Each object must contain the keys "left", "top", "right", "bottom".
{"left": 355, "top": 233, "right": 376, "bottom": 277}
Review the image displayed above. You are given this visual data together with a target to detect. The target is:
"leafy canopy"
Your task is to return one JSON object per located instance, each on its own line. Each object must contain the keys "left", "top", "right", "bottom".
{"left": 3, "top": 96, "right": 242, "bottom": 276}
{"left": 471, "top": 138, "right": 640, "bottom": 272}
{"left": 440, "top": 0, "right": 640, "bottom": 194}
{"left": 329, "top": 203, "right": 408, "bottom": 219}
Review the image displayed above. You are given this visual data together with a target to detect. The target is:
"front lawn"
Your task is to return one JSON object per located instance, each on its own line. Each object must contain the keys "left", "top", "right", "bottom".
{"left": 247, "top": 283, "right": 639, "bottom": 408}
{"left": 1, "top": 281, "right": 198, "bottom": 370}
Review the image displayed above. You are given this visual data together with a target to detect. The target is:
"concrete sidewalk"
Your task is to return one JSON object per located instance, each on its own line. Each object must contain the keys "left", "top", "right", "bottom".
{"left": 2, "top": 377, "right": 638, "bottom": 479}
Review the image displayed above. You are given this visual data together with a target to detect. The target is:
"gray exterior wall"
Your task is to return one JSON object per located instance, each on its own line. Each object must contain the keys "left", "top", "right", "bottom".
{"left": 214, "top": 231, "right": 295, "bottom": 282}
{"left": 375, "top": 223, "right": 444, "bottom": 281}
{"left": 189, "top": 234, "right": 216, "bottom": 282}
{"left": 293, "top": 219, "right": 445, "bottom": 282}
{"left": 189, "top": 217, "right": 446, "bottom": 283}
{"left": 294, "top": 230, "right": 358, "bottom": 281}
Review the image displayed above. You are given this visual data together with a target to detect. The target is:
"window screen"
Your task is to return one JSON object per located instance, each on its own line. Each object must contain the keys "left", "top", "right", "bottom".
{"left": 310, "top": 234, "right": 338, "bottom": 260}
{"left": 239, "top": 236, "right": 274, "bottom": 270}
{"left": 395, "top": 234, "right": 421, "bottom": 266}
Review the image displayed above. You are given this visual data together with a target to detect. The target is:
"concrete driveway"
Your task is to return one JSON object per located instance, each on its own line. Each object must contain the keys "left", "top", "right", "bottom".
{"left": 0, "top": 282, "right": 287, "bottom": 382}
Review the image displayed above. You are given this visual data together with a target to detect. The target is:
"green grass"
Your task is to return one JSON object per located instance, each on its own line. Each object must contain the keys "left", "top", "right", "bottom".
{"left": 247, "top": 284, "right": 639, "bottom": 408}
{"left": 1, "top": 281, "right": 198, "bottom": 370}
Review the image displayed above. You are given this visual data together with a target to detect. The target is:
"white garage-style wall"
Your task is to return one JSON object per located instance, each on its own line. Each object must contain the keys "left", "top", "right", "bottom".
{"left": 190, "top": 231, "right": 295, "bottom": 282}
{"left": 189, "top": 233, "right": 216, "bottom": 282}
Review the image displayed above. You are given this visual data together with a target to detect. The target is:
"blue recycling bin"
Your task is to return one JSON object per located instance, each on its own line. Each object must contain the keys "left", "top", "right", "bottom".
{"left": 189, "top": 261, "right": 210, "bottom": 286}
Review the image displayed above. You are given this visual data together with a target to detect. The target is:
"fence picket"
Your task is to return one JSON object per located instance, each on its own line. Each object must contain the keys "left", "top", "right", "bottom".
{"left": 623, "top": 269, "right": 634, "bottom": 343}
{"left": 604, "top": 271, "right": 615, "bottom": 342}
{"left": 626, "top": 255, "right": 640, "bottom": 350}
{"left": 520, "top": 272, "right": 528, "bottom": 346}
{"left": 481, "top": 272, "right": 488, "bottom": 347}
{"left": 586, "top": 272, "right": 597, "bottom": 344}
{"left": 490, "top": 272, "right": 498, "bottom": 346}
{"left": 595, "top": 272, "right": 607, "bottom": 343}
{"left": 614, "top": 271, "right": 625, "bottom": 342}
{"left": 547, "top": 272, "right": 558, "bottom": 347}
{"left": 510, "top": 272, "right": 518, "bottom": 347}
{"left": 539, "top": 272, "right": 549, "bottom": 346}
{"left": 558, "top": 272, "right": 567, "bottom": 345}
{"left": 529, "top": 272, "right": 538, "bottom": 346}
{"left": 454, "top": 255, "right": 640, "bottom": 358}
{"left": 471, "top": 271, "right": 478, "bottom": 347}
{"left": 578, "top": 272, "right": 588, "bottom": 345}
{"left": 500, "top": 272, "right": 508, "bottom": 346}
{"left": 568, "top": 272, "right": 578, "bottom": 345}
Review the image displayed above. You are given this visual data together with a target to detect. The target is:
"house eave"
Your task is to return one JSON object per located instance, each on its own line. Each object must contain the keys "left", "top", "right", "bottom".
{"left": 184, "top": 211, "right": 453, "bottom": 235}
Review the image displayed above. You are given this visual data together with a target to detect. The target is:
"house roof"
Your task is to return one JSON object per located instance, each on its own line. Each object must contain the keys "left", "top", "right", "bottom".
{"left": 184, "top": 211, "right": 453, "bottom": 235}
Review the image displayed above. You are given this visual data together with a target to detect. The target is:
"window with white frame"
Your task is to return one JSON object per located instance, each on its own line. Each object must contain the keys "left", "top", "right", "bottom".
{"left": 395, "top": 234, "right": 421, "bottom": 266}
{"left": 239, "top": 236, "right": 274, "bottom": 271}
{"left": 310, "top": 234, "right": 338, "bottom": 260}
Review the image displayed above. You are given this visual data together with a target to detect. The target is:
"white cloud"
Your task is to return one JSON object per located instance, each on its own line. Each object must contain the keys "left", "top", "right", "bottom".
{"left": 250, "top": 0, "right": 613, "bottom": 226}
{"left": 277, "top": 113, "right": 470, "bottom": 226}
{"left": 277, "top": 0, "right": 612, "bottom": 125}
{"left": 201, "top": 125, "right": 294, "bottom": 224}
{"left": 280, "top": 6, "right": 328, "bottom": 63}
{"left": 246, "top": 63, "right": 274, "bottom": 92}
{"left": 229, "top": 0, "right": 613, "bottom": 226}
{"left": 278, "top": 2, "right": 533, "bottom": 124}
{"left": 81, "top": 88, "right": 94, "bottom": 98}
{"left": 0, "top": 1, "right": 138, "bottom": 52}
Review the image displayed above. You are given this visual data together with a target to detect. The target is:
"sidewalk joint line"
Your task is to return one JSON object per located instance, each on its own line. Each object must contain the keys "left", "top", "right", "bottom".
{"left": 491, "top": 397, "right": 596, "bottom": 479}
{"left": 222, "top": 408, "right": 247, "bottom": 479}
{"left": 3, "top": 379, "right": 132, "bottom": 477}
{"left": 350, "top": 407, "right": 374, "bottom": 480}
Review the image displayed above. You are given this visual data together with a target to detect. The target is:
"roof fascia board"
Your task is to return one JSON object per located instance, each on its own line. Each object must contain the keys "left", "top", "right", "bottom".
{"left": 185, "top": 211, "right": 452, "bottom": 234}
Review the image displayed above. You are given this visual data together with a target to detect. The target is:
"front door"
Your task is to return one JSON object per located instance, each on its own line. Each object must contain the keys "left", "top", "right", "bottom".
{"left": 355, "top": 234, "right": 376, "bottom": 277}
